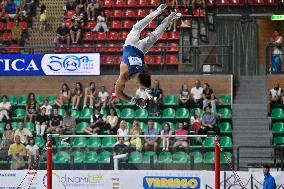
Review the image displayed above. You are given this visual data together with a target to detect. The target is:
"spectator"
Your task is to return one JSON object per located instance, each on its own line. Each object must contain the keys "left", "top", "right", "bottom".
{"left": 65, "top": 0, "right": 77, "bottom": 11}
{"left": 109, "top": 83, "right": 119, "bottom": 108}
{"left": 25, "top": 136, "right": 39, "bottom": 170}
{"left": 40, "top": 98, "right": 52, "bottom": 116}
{"left": 70, "top": 9, "right": 85, "bottom": 28}
{"left": 192, "top": 0, "right": 205, "bottom": 13}
{"left": 70, "top": 20, "right": 82, "bottom": 44}
{"left": 25, "top": 0, "right": 35, "bottom": 17}
{"left": 14, "top": 121, "right": 32, "bottom": 145}
{"left": 96, "top": 86, "right": 109, "bottom": 109}
{"left": 8, "top": 135, "right": 27, "bottom": 170}
{"left": 0, "top": 123, "right": 14, "bottom": 160}
{"left": 190, "top": 80, "right": 203, "bottom": 108}
{"left": 5, "top": 0, "right": 17, "bottom": 20}
{"left": 113, "top": 137, "right": 130, "bottom": 170}
{"left": 129, "top": 120, "right": 142, "bottom": 151}
{"left": 0, "top": 95, "right": 11, "bottom": 122}
{"left": 200, "top": 105, "right": 220, "bottom": 135}
{"left": 83, "top": 82, "right": 96, "bottom": 109}
{"left": 76, "top": 0, "right": 87, "bottom": 13}
{"left": 263, "top": 165, "right": 276, "bottom": 189}
{"left": 71, "top": 82, "right": 83, "bottom": 110}
{"left": 54, "top": 23, "right": 70, "bottom": 46}
{"left": 35, "top": 107, "right": 49, "bottom": 136}
{"left": 136, "top": 87, "right": 148, "bottom": 101}
{"left": 11, "top": 20, "right": 23, "bottom": 45}
{"left": 268, "top": 82, "right": 284, "bottom": 115}
{"left": 25, "top": 92, "right": 39, "bottom": 122}
{"left": 0, "top": 6, "right": 7, "bottom": 21}
{"left": 173, "top": 122, "right": 189, "bottom": 153}
{"left": 92, "top": 11, "right": 109, "bottom": 32}
{"left": 87, "top": 0, "right": 101, "bottom": 21}
{"left": 167, "top": 9, "right": 178, "bottom": 32}
{"left": 84, "top": 108, "right": 104, "bottom": 135}
{"left": 54, "top": 83, "right": 71, "bottom": 108}
{"left": 190, "top": 109, "right": 202, "bottom": 134}
{"left": 149, "top": 80, "right": 163, "bottom": 116}
{"left": 202, "top": 83, "right": 217, "bottom": 113}
{"left": 39, "top": 4, "right": 47, "bottom": 34}
{"left": 144, "top": 120, "right": 159, "bottom": 152}
{"left": 117, "top": 120, "right": 129, "bottom": 145}
{"left": 179, "top": 84, "right": 191, "bottom": 108}
{"left": 270, "top": 29, "right": 283, "bottom": 73}
{"left": 106, "top": 107, "right": 119, "bottom": 134}
{"left": 62, "top": 110, "right": 76, "bottom": 135}
{"left": 160, "top": 123, "right": 173, "bottom": 151}
{"left": 47, "top": 108, "right": 63, "bottom": 134}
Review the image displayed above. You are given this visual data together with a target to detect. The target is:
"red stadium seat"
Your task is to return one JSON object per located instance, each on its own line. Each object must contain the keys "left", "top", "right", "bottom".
{"left": 122, "top": 20, "right": 133, "bottom": 29}
{"left": 95, "top": 32, "right": 107, "bottom": 40}
{"left": 151, "top": 42, "right": 165, "bottom": 52}
{"left": 107, "top": 43, "right": 118, "bottom": 52}
{"left": 104, "top": 56, "right": 116, "bottom": 64}
{"left": 193, "top": 9, "right": 205, "bottom": 16}
{"left": 110, "top": 20, "right": 122, "bottom": 28}
{"left": 153, "top": 56, "right": 164, "bottom": 64}
{"left": 120, "top": 31, "right": 129, "bottom": 40}
{"left": 137, "top": 0, "right": 147, "bottom": 6}
{"left": 64, "top": 10, "right": 76, "bottom": 19}
{"left": 119, "top": 43, "right": 124, "bottom": 52}
{"left": 160, "top": 32, "right": 168, "bottom": 40}
{"left": 113, "top": 10, "right": 122, "bottom": 17}
{"left": 149, "top": 0, "right": 159, "bottom": 6}
{"left": 95, "top": 43, "right": 106, "bottom": 52}
{"left": 81, "top": 44, "right": 94, "bottom": 53}
{"left": 19, "top": 22, "right": 28, "bottom": 30}
{"left": 109, "top": 32, "right": 119, "bottom": 40}
{"left": 105, "top": 10, "right": 112, "bottom": 17}
{"left": 2, "top": 32, "right": 11, "bottom": 42}
{"left": 84, "top": 21, "right": 96, "bottom": 30}
{"left": 168, "top": 32, "right": 180, "bottom": 40}
{"left": 83, "top": 32, "right": 95, "bottom": 41}
{"left": 104, "top": 0, "right": 113, "bottom": 6}
{"left": 144, "top": 56, "right": 153, "bottom": 64}
{"left": 5, "top": 22, "right": 14, "bottom": 30}
{"left": 147, "top": 21, "right": 157, "bottom": 29}
{"left": 136, "top": 9, "right": 147, "bottom": 17}
{"left": 116, "top": 56, "right": 122, "bottom": 64}
{"left": 124, "top": 9, "right": 134, "bottom": 17}
{"left": 166, "top": 55, "right": 179, "bottom": 64}
{"left": 167, "top": 43, "right": 179, "bottom": 52}
{"left": 114, "top": 0, "right": 125, "bottom": 6}
{"left": 0, "top": 22, "right": 4, "bottom": 31}
{"left": 54, "top": 44, "right": 67, "bottom": 53}
{"left": 64, "top": 21, "right": 73, "bottom": 29}
{"left": 5, "top": 44, "right": 20, "bottom": 54}
{"left": 126, "top": 0, "right": 136, "bottom": 6}
{"left": 69, "top": 44, "right": 80, "bottom": 53}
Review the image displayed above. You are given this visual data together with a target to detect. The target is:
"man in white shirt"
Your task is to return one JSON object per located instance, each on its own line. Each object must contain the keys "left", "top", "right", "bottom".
{"left": 96, "top": 86, "right": 109, "bottom": 109}
{"left": 40, "top": 99, "right": 52, "bottom": 116}
{"left": 190, "top": 80, "right": 203, "bottom": 108}
{"left": 14, "top": 121, "right": 33, "bottom": 145}
{"left": 0, "top": 95, "right": 11, "bottom": 122}
{"left": 268, "top": 82, "right": 284, "bottom": 115}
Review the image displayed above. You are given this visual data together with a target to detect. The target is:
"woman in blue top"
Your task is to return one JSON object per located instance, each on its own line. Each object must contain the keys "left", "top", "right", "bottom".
{"left": 115, "top": 4, "right": 181, "bottom": 107}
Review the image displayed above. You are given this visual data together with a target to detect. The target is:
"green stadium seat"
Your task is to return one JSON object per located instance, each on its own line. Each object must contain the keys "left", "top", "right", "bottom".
{"left": 158, "top": 151, "right": 172, "bottom": 163}
{"left": 87, "top": 137, "right": 101, "bottom": 148}
{"left": 35, "top": 96, "right": 44, "bottom": 106}
{"left": 190, "top": 137, "right": 203, "bottom": 150}
{"left": 139, "top": 122, "right": 148, "bottom": 133}
{"left": 84, "top": 151, "right": 98, "bottom": 163}
{"left": 219, "top": 122, "right": 232, "bottom": 135}
{"left": 54, "top": 138, "right": 70, "bottom": 149}
{"left": 204, "top": 137, "right": 215, "bottom": 149}
{"left": 203, "top": 152, "right": 214, "bottom": 164}
{"left": 221, "top": 152, "right": 232, "bottom": 164}
{"left": 190, "top": 108, "right": 203, "bottom": 117}
{"left": 115, "top": 108, "right": 121, "bottom": 118}
{"left": 98, "top": 151, "right": 112, "bottom": 163}
{"left": 121, "top": 108, "right": 135, "bottom": 120}
{"left": 153, "top": 122, "right": 161, "bottom": 132}
{"left": 272, "top": 122, "right": 284, "bottom": 135}
{"left": 218, "top": 96, "right": 231, "bottom": 107}
{"left": 24, "top": 122, "right": 35, "bottom": 133}
{"left": 220, "top": 136, "right": 233, "bottom": 148}
{"left": 70, "top": 109, "right": 80, "bottom": 119}
{"left": 163, "top": 95, "right": 178, "bottom": 107}
{"left": 218, "top": 108, "right": 232, "bottom": 119}
{"left": 7, "top": 96, "right": 17, "bottom": 106}
{"left": 135, "top": 108, "right": 148, "bottom": 120}
{"left": 53, "top": 151, "right": 70, "bottom": 164}
{"left": 79, "top": 108, "right": 93, "bottom": 120}
{"left": 204, "top": 152, "right": 232, "bottom": 164}
{"left": 148, "top": 113, "right": 162, "bottom": 121}
{"left": 126, "top": 122, "right": 132, "bottom": 129}
{"left": 0, "top": 123, "right": 5, "bottom": 134}
{"left": 58, "top": 108, "right": 65, "bottom": 117}
{"left": 72, "top": 137, "right": 87, "bottom": 148}
{"left": 162, "top": 108, "right": 176, "bottom": 119}
{"left": 101, "top": 137, "right": 116, "bottom": 148}
{"left": 18, "top": 96, "right": 28, "bottom": 107}
{"left": 11, "top": 109, "right": 26, "bottom": 121}
{"left": 273, "top": 137, "right": 284, "bottom": 146}
{"left": 161, "top": 122, "right": 175, "bottom": 132}
{"left": 11, "top": 122, "right": 18, "bottom": 131}
{"left": 100, "top": 108, "right": 108, "bottom": 117}
{"left": 176, "top": 108, "right": 190, "bottom": 119}
{"left": 46, "top": 96, "right": 57, "bottom": 106}
{"left": 0, "top": 96, "right": 2, "bottom": 102}
{"left": 172, "top": 151, "right": 188, "bottom": 163}
{"left": 76, "top": 122, "right": 90, "bottom": 134}
{"left": 188, "top": 151, "right": 203, "bottom": 164}
{"left": 142, "top": 151, "right": 157, "bottom": 163}
{"left": 71, "top": 151, "right": 84, "bottom": 164}
{"left": 272, "top": 102, "right": 284, "bottom": 108}
{"left": 128, "top": 151, "right": 143, "bottom": 163}
{"left": 272, "top": 108, "right": 284, "bottom": 121}
{"left": 35, "top": 136, "right": 45, "bottom": 148}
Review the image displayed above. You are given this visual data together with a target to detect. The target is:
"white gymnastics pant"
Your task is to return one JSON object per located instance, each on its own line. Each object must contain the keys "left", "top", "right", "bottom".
{"left": 125, "top": 7, "right": 176, "bottom": 54}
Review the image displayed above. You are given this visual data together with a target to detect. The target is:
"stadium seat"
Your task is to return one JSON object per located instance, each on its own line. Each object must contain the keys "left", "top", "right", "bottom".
{"left": 172, "top": 151, "right": 188, "bottom": 163}
{"left": 144, "top": 56, "right": 153, "bottom": 64}
{"left": 135, "top": 108, "right": 148, "bottom": 120}
{"left": 64, "top": 10, "right": 76, "bottom": 19}
{"left": 107, "top": 43, "right": 118, "bottom": 52}
{"left": 176, "top": 108, "right": 190, "bottom": 119}
{"left": 112, "top": 10, "right": 122, "bottom": 18}
{"left": 167, "top": 43, "right": 179, "bottom": 52}
{"left": 84, "top": 21, "right": 96, "bottom": 30}
{"left": 220, "top": 152, "right": 232, "bottom": 165}
{"left": 161, "top": 122, "right": 175, "bottom": 131}
{"left": 218, "top": 108, "right": 232, "bottom": 119}
{"left": 148, "top": 21, "right": 157, "bottom": 29}
{"left": 153, "top": 56, "right": 164, "bottom": 64}
{"left": 116, "top": 56, "right": 122, "bottom": 64}
{"left": 272, "top": 122, "right": 284, "bottom": 135}
{"left": 95, "top": 32, "right": 107, "bottom": 40}
{"left": 0, "top": 123, "right": 4, "bottom": 134}
{"left": 2, "top": 32, "right": 11, "bottom": 42}
{"left": 5, "top": 22, "right": 14, "bottom": 30}
{"left": 81, "top": 44, "right": 94, "bottom": 53}
{"left": 95, "top": 43, "right": 105, "bottom": 53}
{"left": 73, "top": 137, "right": 87, "bottom": 148}
{"left": 35, "top": 136, "right": 45, "bottom": 148}
{"left": 139, "top": 122, "right": 148, "bottom": 133}
{"left": 167, "top": 55, "right": 179, "bottom": 64}
{"left": 110, "top": 20, "right": 122, "bottom": 29}
{"left": 124, "top": 9, "right": 134, "bottom": 17}
{"left": 220, "top": 136, "right": 233, "bottom": 148}
{"left": 6, "top": 44, "right": 20, "bottom": 54}
{"left": 103, "top": 0, "right": 113, "bottom": 6}
{"left": 102, "top": 137, "right": 116, "bottom": 148}
{"left": 158, "top": 152, "right": 172, "bottom": 163}
{"left": 219, "top": 122, "right": 232, "bottom": 135}
{"left": 126, "top": 0, "right": 136, "bottom": 6}
{"left": 11, "top": 122, "right": 18, "bottom": 131}
{"left": 128, "top": 151, "right": 143, "bottom": 163}
{"left": 71, "top": 151, "right": 84, "bottom": 164}
{"left": 79, "top": 108, "right": 93, "bottom": 120}
{"left": 142, "top": 151, "right": 157, "bottom": 163}
{"left": 64, "top": 21, "right": 73, "bottom": 29}
{"left": 151, "top": 42, "right": 166, "bottom": 52}
{"left": 136, "top": 9, "right": 147, "bottom": 17}
{"left": 168, "top": 32, "right": 180, "bottom": 40}
{"left": 24, "top": 122, "right": 35, "bottom": 133}
{"left": 114, "top": 0, "right": 125, "bottom": 6}
{"left": 123, "top": 20, "right": 134, "bottom": 28}
{"left": 153, "top": 122, "right": 161, "bottom": 132}
{"left": 104, "top": 56, "right": 116, "bottom": 64}
{"left": 272, "top": 108, "right": 284, "bottom": 121}
{"left": 218, "top": 95, "right": 231, "bottom": 107}
{"left": 84, "top": 151, "right": 98, "bottom": 163}
{"left": 83, "top": 32, "right": 95, "bottom": 41}
{"left": 0, "top": 22, "right": 4, "bottom": 31}
{"left": 105, "top": 10, "right": 111, "bottom": 17}
{"left": 162, "top": 108, "right": 176, "bottom": 120}
{"left": 35, "top": 96, "right": 44, "bottom": 106}
{"left": 120, "top": 31, "right": 129, "bottom": 40}
{"left": 121, "top": 108, "right": 135, "bottom": 120}
{"left": 109, "top": 32, "right": 119, "bottom": 40}
{"left": 274, "top": 136, "right": 284, "bottom": 146}
{"left": 87, "top": 137, "right": 101, "bottom": 148}
{"left": 54, "top": 138, "right": 70, "bottom": 149}
{"left": 7, "top": 96, "right": 17, "bottom": 106}
{"left": 46, "top": 96, "right": 57, "bottom": 106}
{"left": 204, "top": 137, "right": 215, "bottom": 149}
{"left": 149, "top": 0, "right": 159, "bottom": 6}
{"left": 53, "top": 151, "right": 70, "bottom": 164}
{"left": 163, "top": 95, "right": 178, "bottom": 107}
{"left": 188, "top": 151, "right": 203, "bottom": 164}
{"left": 203, "top": 152, "right": 214, "bottom": 164}
{"left": 18, "top": 96, "right": 28, "bottom": 107}
{"left": 98, "top": 151, "right": 112, "bottom": 163}
{"left": 12, "top": 109, "right": 26, "bottom": 121}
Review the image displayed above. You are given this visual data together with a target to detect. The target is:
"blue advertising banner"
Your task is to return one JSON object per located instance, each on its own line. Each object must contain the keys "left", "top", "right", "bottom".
{"left": 0, "top": 53, "right": 100, "bottom": 76}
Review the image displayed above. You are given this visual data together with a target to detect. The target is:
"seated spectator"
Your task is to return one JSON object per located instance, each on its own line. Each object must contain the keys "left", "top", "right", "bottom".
{"left": 65, "top": 0, "right": 77, "bottom": 11}
{"left": 96, "top": 86, "right": 109, "bottom": 109}
{"left": 70, "top": 20, "right": 82, "bottom": 44}
{"left": 106, "top": 107, "right": 119, "bottom": 134}
{"left": 35, "top": 107, "right": 49, "bottom": 136}
{"left": 25, "top": 92, "right": 39, "bottom": 122}
{"left": 113, "top": 137, "right": 130, "bottom": 170}
{"left": 92, "top": 11, "right": 109, "bottom": 32}
{"left": 202, "top": 83, "right": 217, "bottom": 112}
{"left": 149, "top": 80, "right": 163, "bottom": 116}
{"left": 70, "top": 9, "right": 85, "bottom": 28}
{"left": 190, "top": 80, "right": 203, "bottom": 108}
{"left": 25, "top": 136, "right": 39, "bottom": 170}
{"left": 160, "top": 123, "right": 173, "bottom": 151}
{"left": 76, "top": 0, "right": 87, "bottom": 13}
{"left": 71, "top": 82, "right": 83, "bottom": 110}
{"left": 0, "top": 6, "right": 7, "bottom": 21}
{"left": 144, "top": 120, "right": 159, "bottom": 152}
{"left": 179, "top": 84, "right": 191, "bottom": 108}
{"left": 192, "top": 0, "right": 205, "bottom": 13}
{"left": 5, "top": 0, "right": 17, "bottom": 20}
{"left": 55, "top": 83, "right": 71, "bottom": 108}
{"left": 109, "top": 83, "right": 119, "bottom": 108}
{"left": 83, "top": 82, "right": 96, "bottom": 109}
{"left": 39, "top": 4, "right": 48, "bottom": 34}
{"left": 190, "top": 109, "right": 202, "bottom": 134}
{"left": 268, "top": 82, "right": 284, "bottom": 115}
{"left": 25, "top": 0, "right": 36, "bottom": 17}
{"left": 117, "top": 120, "right": 129, "bottom": 145}
{"left": 200, "top": 105, "right": 220, "bottom": 135}
{"left": 47, "top": 108, "right": 63, "bottom": 134}
{"left": 0, "top": 123, "right": 14, "bottom": 160}
{"left": 84, "top": 108, "right": 105, "bottom": 135}
{"left": 8, "top": 135, "right": 27, "bottom": 170}
{"left": 129, "top": 120, "right": 142, "bottom": 151}
{"left": 11, "top": 20, "right": 23, "bottom": 45}
{"left": 0, "top": 95, "right": 11, "bottom": 122}
{"left": 40, "top": 98, "right": 52, "bottom": 116}
{"left": 87, "top": 0, "right": 101, "bottom": 21}
{"left": 14, "top": 121, "right": 32, "bottom": 145}
{"left": 62, "top": 110, "right": 76, "bottom": 135}
{"left": 173, "top": 122, "right": 189, "bottom": 153}
{"left": 54, "top": 23, "right": 70, "bottom": 46}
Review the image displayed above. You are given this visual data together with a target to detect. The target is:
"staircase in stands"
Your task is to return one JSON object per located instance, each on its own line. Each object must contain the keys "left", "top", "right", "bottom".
{"left": 233, "top": 76, "right": 272, "bottom": 170}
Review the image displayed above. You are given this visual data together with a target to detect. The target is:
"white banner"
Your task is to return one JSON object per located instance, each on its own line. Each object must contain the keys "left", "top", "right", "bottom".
{"left": 0, "top": 170, "right": 283, "bottom": 189}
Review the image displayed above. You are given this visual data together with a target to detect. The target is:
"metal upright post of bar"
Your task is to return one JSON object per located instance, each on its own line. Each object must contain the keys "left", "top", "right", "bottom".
{"left": 46, "top": 136, "right": 53, "bottom": 189}
{"left": 215, "top": 135, "right": 220, "bottom": 189}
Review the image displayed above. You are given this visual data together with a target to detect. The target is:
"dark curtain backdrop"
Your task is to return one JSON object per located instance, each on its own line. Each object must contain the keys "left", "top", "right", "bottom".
{"left": 216, "top": 18, "right": 259, "bottom": 75}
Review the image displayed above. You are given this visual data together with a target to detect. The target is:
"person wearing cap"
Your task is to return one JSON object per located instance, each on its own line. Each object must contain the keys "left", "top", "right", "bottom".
{"left": 263, "top": 165, "right": 276, "bottom": 189}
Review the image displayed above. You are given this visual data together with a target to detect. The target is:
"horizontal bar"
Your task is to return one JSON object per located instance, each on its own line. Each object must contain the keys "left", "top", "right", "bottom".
{"left": 47, "top": 134, "right": 213, "bottom": 138}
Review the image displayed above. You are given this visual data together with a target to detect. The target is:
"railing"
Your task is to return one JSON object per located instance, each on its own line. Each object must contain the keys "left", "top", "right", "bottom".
{"left": 266, "top": 43, "right": 284, "bottom": 74}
